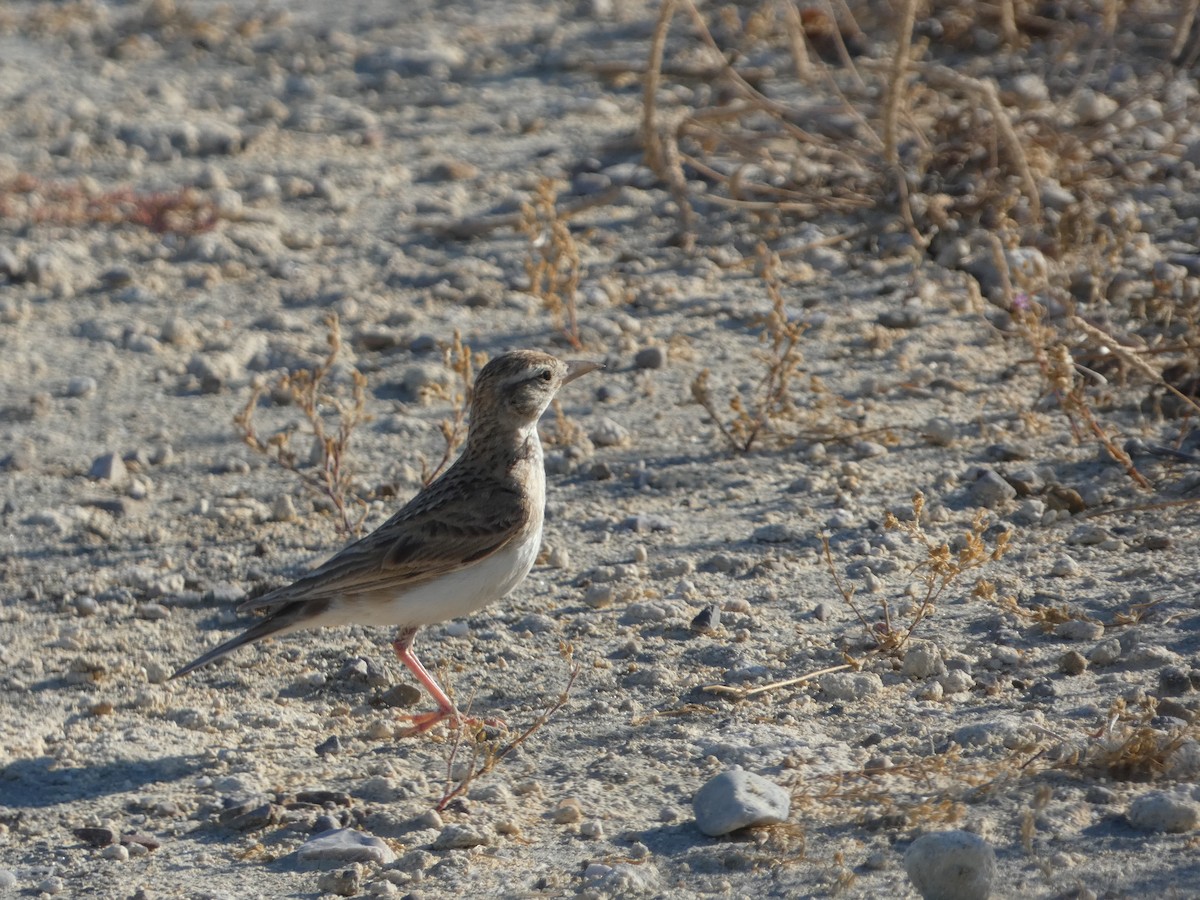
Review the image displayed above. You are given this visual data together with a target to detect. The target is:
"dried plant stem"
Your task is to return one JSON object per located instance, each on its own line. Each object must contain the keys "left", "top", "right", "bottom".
{"left": 781, "top": 0, "right": 811, "bottom": 81}
{"left": 234, "top": 313, "right": 371, "bottom": 536}
{"left": 881, "top": 0, "right": 918, "bottom": 167}
{"left": 435, "top": 647, "right": 581, "bottom": 810}
{"left": 704, "top": 662, "right": 853, "bottom": 700}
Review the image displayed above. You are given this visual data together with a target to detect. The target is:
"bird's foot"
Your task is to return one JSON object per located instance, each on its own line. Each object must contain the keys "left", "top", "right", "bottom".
{"left": 399, "top": 709, "right": 508, "bottom": 738}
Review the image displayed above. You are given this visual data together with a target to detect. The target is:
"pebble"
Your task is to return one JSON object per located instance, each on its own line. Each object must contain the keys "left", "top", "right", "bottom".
{"left": 819, "top": 672, "right": 883, "bottom": 701}
{"left": 904, "top": 830, "right": 996, "bottom": 900}
{"left": 624, "top": 514, "right": 677, "bottom": 533}
{"left": 902, "top": 641, "right": 946, "bottom": 679}
{"left": 1059, "top": 650, "right": 1088, "bottom": 675}
{"left": 74, "top": 596, "right": 99, "bottom": 617}
{"left": 1127, "top": 792, "right": 1200, "bottom": 833}
{"left": 101, "top": 844, "right": 130, "bottom": 861}
{"left": 553, "top": 798, "right": 583, "bottom": 824}
{"left": 317, "top": 865, "right": 362, "bottom": 897}
{"left": 431, "top": 824, "right": 490, "bottom": 850}
{"left": 136, "top": 602, "right": 170, "bottom": 620}
{"left": 690, "top": 603, "right": 721, "bottom": 633}
{"left": 1050, "top": 556, "right": 1082, "bottom": 577}
{"left": 584, "top": 584, "right": 615, "bottom": 608}
{"left": 315, "top": 736, "right": 341, "bottom": 757}
{"left": 1072, "top": 88, "right": 1118, "bottom": 124}
{"left": 66, "top": 376, "right": 98, "bottom": 398}
{"left": 634, "top": 346, "right": 667, "bottom": 369}
{"left": 38, "top": 876, "right": 65, "bottom": 895}
{"left": 967, "top": 470, "right": 1016, "bottom": 508}
{"left": 1088, "top": 639, "right": 1123, "bottom": 666}
{"left": 272, "top": 495, "right": 297, "bottom": 522}
{"left": 922, "top": 417, "right": 957, "bottom": 447}
{"left": 939, "top": 670, "right": 975, "bottom": 694}
{"left": 1055, "top": 620, "right": 1104, "bottom": 641}
{"left": 0, "top": 871, "right": 14, "bottom": 889}
{"left": 298, "top": 828, "right": 396, "bottom": 865}
{"left": 88, "top": 452, "right": 128, "bottom": 484}
{"left": 589, "top": 417, "right": 631, "bottom": 447}
{"left": 693, "top": 768, "right": 790, "bottom": 837}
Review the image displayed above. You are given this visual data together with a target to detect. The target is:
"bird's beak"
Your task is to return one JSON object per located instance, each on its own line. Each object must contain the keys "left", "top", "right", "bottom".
{"left": 563, "top": 359, "right": 604, "bottom": 384}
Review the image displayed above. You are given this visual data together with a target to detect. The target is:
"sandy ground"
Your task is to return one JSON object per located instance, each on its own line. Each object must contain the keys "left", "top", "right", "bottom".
{"left": 3, "top": 1, "right": 1200, "bottom": 898}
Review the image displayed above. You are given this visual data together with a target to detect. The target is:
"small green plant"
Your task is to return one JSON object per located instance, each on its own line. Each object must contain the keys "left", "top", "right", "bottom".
{"left": 520, "top": 179, "right": 583, "bottom": 349}
{"left": 235, "top": 313, "right": 372, "bottom": 535}
{"left": 691, "top": 246, "right": 805, "bottom": 453}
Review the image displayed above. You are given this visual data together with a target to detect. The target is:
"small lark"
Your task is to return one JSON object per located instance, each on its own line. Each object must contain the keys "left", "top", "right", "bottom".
{"left": 173, "top": 350, "right": 602, "bottom": 733}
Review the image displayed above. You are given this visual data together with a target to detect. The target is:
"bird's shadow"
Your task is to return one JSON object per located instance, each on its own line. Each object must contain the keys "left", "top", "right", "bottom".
{"left": 0, "top": 754, "right": 207, "bottom": 809}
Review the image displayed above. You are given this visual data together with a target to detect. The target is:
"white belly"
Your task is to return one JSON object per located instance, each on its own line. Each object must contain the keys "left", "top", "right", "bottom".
{"left": 322, "top": 533, "right": 541, "bottom": 629}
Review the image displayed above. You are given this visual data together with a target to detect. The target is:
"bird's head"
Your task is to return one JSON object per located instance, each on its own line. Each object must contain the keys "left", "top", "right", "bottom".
{"left": 469, "top": 350, "right": 602, "bottom": 436}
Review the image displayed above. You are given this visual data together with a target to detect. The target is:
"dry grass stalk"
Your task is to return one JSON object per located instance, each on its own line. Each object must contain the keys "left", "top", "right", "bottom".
{"left": 1061, "top": 697, "right": 1199, "bottom": 781}
{"left": 234, "top": 313, "right": 372, "bottom": 536}
{"left": 435, "top": 643, "right": 582, "bottom": 811}
{"left": 881, "top": 0, "right": 919, "bottom": 167}
{"left": 419, "top": 331, "right": 480, "bottom": 486}
{"left": 821, "top": 492, "right": 1010, "bottom": 654}
{"left": 691, "top": 246, "right": 806, "bottom": 453}
{"left": 520, "top": 179, "right": 583, "bottom": 349}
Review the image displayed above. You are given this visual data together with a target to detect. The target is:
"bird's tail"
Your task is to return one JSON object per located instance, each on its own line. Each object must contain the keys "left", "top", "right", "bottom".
{"left": 171, "top": 603, "right": 310, "bottom": 679}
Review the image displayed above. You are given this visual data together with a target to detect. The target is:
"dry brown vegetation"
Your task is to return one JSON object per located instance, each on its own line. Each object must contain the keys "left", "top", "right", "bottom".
{"left": 235, "top": 313, "right": 372, "bottom": 536}
{"left": 0, "top": 175, "right": 217, "bottom": 236}
{"left": 644, "top": 0, "right": 1200, "bottom": 480}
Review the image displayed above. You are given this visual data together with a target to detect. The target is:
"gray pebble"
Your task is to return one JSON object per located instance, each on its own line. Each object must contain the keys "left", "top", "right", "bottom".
{"left": 66, "top": 376, "right": 97, "bottom": 398}
{"left": 905, "top": 830, "right": 996, "bottom": 900}
{"left": 1127, "top": 791, "right": 1200, "bottom": 833}
{"left": 878, "top": 302, "right": 922, "bottom": 329}
{"left": 589, "top": 416, "right": 631, "bottom": 447}
{"left": 0, "top": 870, "right": 14, "bottom": 889}
{"left": 1055, "top": 620, "right": 1104, "bottom": 641}
{"left": 922, "top": 417, "right": 957, "bottom": 447}
{"left": 1059, "top": 650, "right": 1088, "bottom": 675}
{"left": 819, "top": 672, "right": 883, "bottom": 701}
{"left": 88, "top": 452, "right": 128, "bottom": 484}
{"left": 968, "top": 470, "right": 1016, "bottom": 508}
{"left": 317, "top": 865, "right": 361, "bottom": 897}
{"left": 634, "top": 346, "right": 667, "bottom": 369}
{"left": 380, "top": 683, "right": 422, "bottom": 708}
{"left": 298, "top": 828, "right": 396, "bottom": 865}
{"left": 74, "top": 596, "right": 99, "bottom": 617}
{"left": 902, "top": 641, "right": 946, "bottom": 679}
{"left": 624, "top": 514, "right": 676, "bottom": 533}
{"left": 135, "top": 602, "right": 170, "bottom": 620}
{"left": 692, "top": 767, "right": 790, "bottom": 836}
{"left": 1050, "top": 556, "right": 1083, "bottom": 577}
{"left": 187, "top": 352, "right": 240, "bottom": 393}
{"left": 689, "top": 603, "right": 720, "bottom": 633}
{"left": 38, "top": 876, "right": 65, "bottom": 895}
{"left": 1088, "top": 639, "right": 1123, "bottom": 666}
{"left": 584, "top": 583, "right": 615, "bottom": 609}
{"left": 1010, "top": 499, "right": 1045, "bottom": 526}
{"left": 0, "top": 246, "right": 24, "bottom": 279}
{"left": 752, "top": 523, "right": 803, "bottom": 543}
{"left": 315, "top": 736, "right": 341, "bottom": 756}
{"left": 432, "top": 824, "right": 491, "bottom": 850}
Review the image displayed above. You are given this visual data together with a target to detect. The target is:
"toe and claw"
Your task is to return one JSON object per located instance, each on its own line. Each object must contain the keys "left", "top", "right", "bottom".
{"left": 392, "top": 628, "right": 507, "bottom": 737}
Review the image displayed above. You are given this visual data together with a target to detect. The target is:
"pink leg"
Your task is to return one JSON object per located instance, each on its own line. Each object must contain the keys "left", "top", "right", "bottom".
{"left": 392, "top": 627, "right": 460, "bottom": 733}
{"left": 391, "top": 627, "right": 507, "bottom": 735}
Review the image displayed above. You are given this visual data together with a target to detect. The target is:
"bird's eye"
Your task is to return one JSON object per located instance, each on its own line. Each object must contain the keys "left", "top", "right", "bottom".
{"left": 539, "top": 369, "right": 553, "bottom": 382}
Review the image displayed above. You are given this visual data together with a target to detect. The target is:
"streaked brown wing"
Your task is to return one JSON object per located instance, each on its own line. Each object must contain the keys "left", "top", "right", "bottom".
{"left": 240, "top": 477, "right": 527, "bottom": 613}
